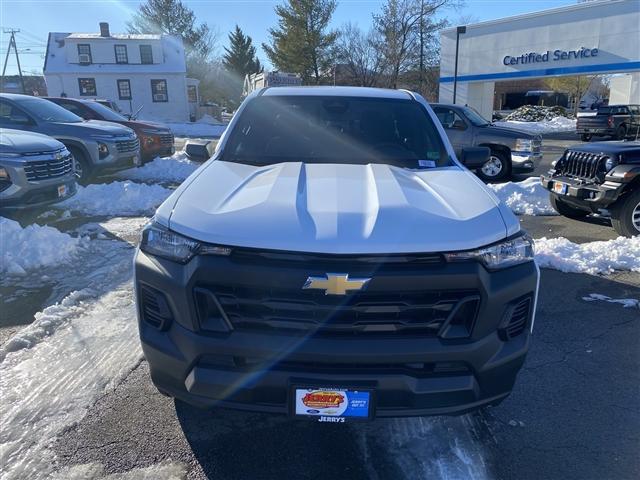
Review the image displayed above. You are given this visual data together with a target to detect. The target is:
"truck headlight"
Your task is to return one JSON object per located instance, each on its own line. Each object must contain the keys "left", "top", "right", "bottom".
{"left": 97, "top": 142, "right": 109, "bottom": 159}
{"left": 140, "top": 222, "right": 231, "bottom": 263}
{"left": 515, "top": 138, "right": 533, "bottom": 152}
{"left": 445, "top": 233, "right": 535, "bottom": 270}
{"left": 604, "top": 157, "right": 618, "bottom": 171}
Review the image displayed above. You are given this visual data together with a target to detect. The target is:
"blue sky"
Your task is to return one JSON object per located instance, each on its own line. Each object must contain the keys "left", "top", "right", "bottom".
{"left": 0, "top": 0, "right": 577, "bottom": 75}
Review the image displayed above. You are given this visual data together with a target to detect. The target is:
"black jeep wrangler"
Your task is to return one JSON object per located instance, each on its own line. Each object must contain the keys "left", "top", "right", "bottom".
{"left": 541, "top": 141, "right": 640, "bottom": 237}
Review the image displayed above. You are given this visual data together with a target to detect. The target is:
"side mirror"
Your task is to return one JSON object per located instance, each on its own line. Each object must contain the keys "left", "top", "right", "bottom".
{"left": 460, "top": 147, "right": 490, "bottom": 169}
{"left": 184, "top": 139, "right": 216, "bottom": 162}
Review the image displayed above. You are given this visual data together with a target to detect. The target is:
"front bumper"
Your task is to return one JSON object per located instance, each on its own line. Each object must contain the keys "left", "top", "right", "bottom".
{"left": 92, "top": 137, "right": 141, "bottom": 173}
{"left": 511, "top": 152, "right": 542, "bottom": 173}
{"left": 135, "top": 250, "right": 539, "bottom": 417}
{"left": 540, "top": 173, "right": 623, "bottom": 210}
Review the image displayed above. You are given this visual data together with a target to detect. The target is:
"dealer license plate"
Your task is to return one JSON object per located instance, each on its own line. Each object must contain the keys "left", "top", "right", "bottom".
{"left": 294, "top": 387, "right": 372, "bottom": 422}
{"left": 553, "top": 181, "right": 568, "bottom": 195}
{"left": 57, "top": 184, "right": 68, "bottom": 198}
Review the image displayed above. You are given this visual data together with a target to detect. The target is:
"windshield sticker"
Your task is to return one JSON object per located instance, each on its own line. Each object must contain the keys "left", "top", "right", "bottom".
{"left": 418, "top": 160, "right": 437, "bottom": 168}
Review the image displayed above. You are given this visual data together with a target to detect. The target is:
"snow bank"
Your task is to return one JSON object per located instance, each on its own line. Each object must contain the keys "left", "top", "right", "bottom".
{"left": 59, "top": 181, "right": 172, "bottom": 216}
{"left": 167, "top": 116, "right": 227, "bottom": 138}
{"left": 489, "top": 177, "right": 557, "bottom": 216}
{"left": 0, "top": 281, "right": 142, "bottom": 479}
{"left": 0, "top": 217, "right": 87, "bottom": 275}
{"left": 494, "top": 117, "right": 576, "bottom": 135}
{"left": 118, "top": 152, "right": 200, "bottom": 183}
{"left": 582, "top": 293, "right": 639, "bottom": 309}
{"left": 535, "top": 236, "right": 640, "bottom": 274}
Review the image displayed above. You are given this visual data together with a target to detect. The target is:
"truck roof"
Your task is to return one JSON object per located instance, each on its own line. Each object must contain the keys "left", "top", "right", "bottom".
{"left": 260, "top": 86, "right": 414, "bottom": 100}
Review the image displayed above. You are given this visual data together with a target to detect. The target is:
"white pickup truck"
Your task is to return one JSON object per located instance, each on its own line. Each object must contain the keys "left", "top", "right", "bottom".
{"left": 135, "top": 86, "right": 539, "bottom": 421}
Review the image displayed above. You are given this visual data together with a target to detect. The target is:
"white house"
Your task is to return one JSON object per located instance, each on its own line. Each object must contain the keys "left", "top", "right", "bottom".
{"left": 44, "top": 22, "right": 198, "bottom": 122}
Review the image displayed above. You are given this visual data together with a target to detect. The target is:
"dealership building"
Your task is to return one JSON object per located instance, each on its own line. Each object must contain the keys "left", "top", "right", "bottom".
{"left": 439, "top": 0, "right": 640, "bottom": 117}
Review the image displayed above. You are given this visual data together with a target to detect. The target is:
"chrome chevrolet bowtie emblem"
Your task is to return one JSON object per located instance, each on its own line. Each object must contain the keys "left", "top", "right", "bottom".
{"left": 303, "top": 273, "right": 371, "bottom": 295}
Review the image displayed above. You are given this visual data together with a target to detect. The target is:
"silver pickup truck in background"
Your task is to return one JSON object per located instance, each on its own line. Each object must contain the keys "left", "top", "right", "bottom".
{"left": 432, "top": 103, "right": 543, "bottom": 182}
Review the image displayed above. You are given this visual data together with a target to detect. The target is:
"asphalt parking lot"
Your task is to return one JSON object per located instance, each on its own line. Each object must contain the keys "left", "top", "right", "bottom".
{"left": 2, "top": 133, "right": 639, "bottom": 480}
{"left": 41, "top": 207, "right": 637, "bottom": 480}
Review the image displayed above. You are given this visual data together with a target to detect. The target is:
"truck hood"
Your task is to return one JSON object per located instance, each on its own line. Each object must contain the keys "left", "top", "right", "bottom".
{"left": 0, "top": 128, "right": 64, "bottom": 154}
{"left": 483, "top": 124, "right": 536, "bottom": 139}
{"left": 165, "top": 161, "right": 514, "bottom": 254}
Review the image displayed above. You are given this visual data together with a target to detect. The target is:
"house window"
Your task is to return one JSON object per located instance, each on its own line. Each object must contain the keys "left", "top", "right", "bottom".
{"left": 114, "top": 45, "right": 128, "bottom": 64}
{"left": 187, "top": 85, "right": 198, "bottom": 103}
{"left": 140, "top": 45, "right": 153, "bottom": 64}
{"left": 151, "top": 79, "right": 168, "bottom": 102}
{"left": 78, "top": 78, "right": 97, "bottom": 96}
{"left": 77, "top": 44, "right": 92, "bottom": 64}
{"left": 117, "top": 79, "right": 131, "bottom": 100}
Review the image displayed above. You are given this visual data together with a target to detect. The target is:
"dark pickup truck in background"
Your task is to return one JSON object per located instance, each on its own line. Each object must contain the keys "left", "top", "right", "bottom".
{"left": 576, "top": 105, "right": 640, "bottom": 142}
{"left": 432, "top": 103, "right": 542, "bottom": 182}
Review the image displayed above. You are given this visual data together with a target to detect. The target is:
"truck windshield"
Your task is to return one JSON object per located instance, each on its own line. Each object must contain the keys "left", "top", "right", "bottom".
{"left": 222, "top": 96, "right": 451, "bottom": 168}
{"left": 461, "top": 106, "right": 490, "bottom": 126}
{"left": 20, "top": 98, "right": 83, "bottom": 123}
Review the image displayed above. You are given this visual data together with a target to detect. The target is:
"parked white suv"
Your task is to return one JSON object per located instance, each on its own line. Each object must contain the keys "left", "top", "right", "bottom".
{"left": 135, "top": 87, "right": 539, "bottom": 421}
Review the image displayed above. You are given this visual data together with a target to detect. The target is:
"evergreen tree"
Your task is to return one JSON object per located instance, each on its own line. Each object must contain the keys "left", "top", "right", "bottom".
{"left": 223, "top": 25, "right": 262, "bottom": 77}
{"left": 263, "top": 0, "right": 338, "bottom": 84}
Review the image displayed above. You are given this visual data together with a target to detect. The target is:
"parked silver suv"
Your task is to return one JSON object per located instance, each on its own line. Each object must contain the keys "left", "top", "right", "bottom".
{"left": 0, "top": 94, "right": 140, "bottom": 184}
{"left": 1, "top": 128, "right": 77, "bottom": 208}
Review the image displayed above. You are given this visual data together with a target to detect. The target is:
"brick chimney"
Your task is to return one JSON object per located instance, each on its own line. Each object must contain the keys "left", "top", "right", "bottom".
{"left": 99, "top": 22, "right": 110, "bottom": 37}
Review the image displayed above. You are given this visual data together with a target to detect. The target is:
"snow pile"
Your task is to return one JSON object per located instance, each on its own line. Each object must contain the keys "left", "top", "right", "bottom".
{"left": 0, "top": 282, "right": 142, "bottom": 480}
{"left": 119, "top": 152, "right": 200, "bottom": 183}
{"left": 59, "top": 181, "right": 172, "bottom": 216}
{"left": 582, "top": 293, "right": 639, "bottom": 309}
{"left": 0, "top": 217, "right": 87, "bottom": 275}
{"left": 535, "top": 236, "right": 640, "bottom": 274}
{"left": 494, "top": 116, "right": 576, "bottom": 135}
{"left": 504, "top": 105, "right": 573, "bottom": 122}
{"left": 167, "top": 116, "right": 227, "bottom": 138}
{"left": 489, "top": 177, "right": 557, "bottom": 215}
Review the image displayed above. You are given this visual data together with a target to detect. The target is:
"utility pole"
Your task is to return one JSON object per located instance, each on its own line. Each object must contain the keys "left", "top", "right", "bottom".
{"left": 1, "top": 29, "right": 26, "bottom": 94}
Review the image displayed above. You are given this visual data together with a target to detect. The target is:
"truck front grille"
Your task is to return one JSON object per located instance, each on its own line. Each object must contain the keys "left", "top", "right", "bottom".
{"left": 116, "top": 138, "right": 140, "bottom": 154}
{"left": 557, "top": 150, "right": 609, "bottom": 180}
{"left": 159, "top": 133, "right": 174, "bottom": 146}
{"left": 196, "top": 284, "right": 480, "bottom": 337}
{"left": 23, "top": 150, "right": 74, "bottom": 181}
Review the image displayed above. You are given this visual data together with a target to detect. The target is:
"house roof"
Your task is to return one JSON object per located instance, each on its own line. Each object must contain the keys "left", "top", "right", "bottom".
{"left": 67, "top": 33, "right": 162, "bottom": 40}
{"left": 44, "top": 32, "right": 187, "bottom": 75}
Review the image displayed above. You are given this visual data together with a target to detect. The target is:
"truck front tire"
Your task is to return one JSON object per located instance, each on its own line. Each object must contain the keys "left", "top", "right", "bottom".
{"left": 477, "top": 150, "right": 511, "bottom": 182}
{"left": 69, "top": 146, "right": 94, "bottom": 185}
{"left": 610, "top": 189, "right": 640, "bottom": 237}
{"left": 615, "top": 125, "right": 627, "bottom": 140}
{"left": 550, "top": 194, "right": 590, "bottom": 219}
{"left": 581, "top": 133, "right": 592, "bottom": 142}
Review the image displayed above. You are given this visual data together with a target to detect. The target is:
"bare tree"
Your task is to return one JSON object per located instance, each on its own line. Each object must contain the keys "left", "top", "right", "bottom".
{"left": 335, "top": 23, "right": 384, "bottom": 87}
{"left": 373, "top": 0, "right": 452, "bottom": 89}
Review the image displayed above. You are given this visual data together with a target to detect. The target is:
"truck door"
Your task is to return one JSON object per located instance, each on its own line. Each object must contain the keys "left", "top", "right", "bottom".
{"left": 432, "top": 106, "right": 470, "bottom": 157}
